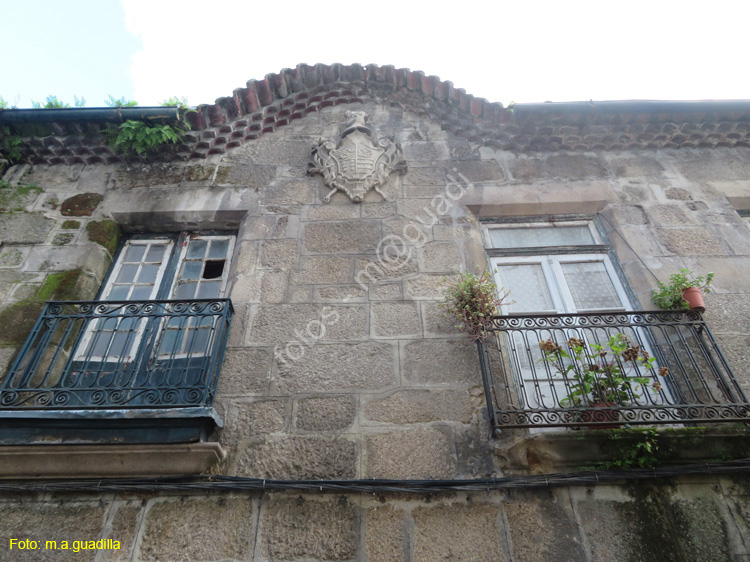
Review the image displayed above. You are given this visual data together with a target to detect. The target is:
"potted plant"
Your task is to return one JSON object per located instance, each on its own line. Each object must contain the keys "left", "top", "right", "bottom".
{"left": 539, "top": 333, "right": 659, "bottom": 427}
{"left": 441, "top": 271, "right": 510, "bottom": 342}
{"left": 651, "top": 268, "right": 714, "bottom": 312}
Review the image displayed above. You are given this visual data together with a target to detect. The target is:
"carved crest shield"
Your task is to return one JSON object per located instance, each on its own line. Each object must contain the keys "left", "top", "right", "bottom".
{"left": 309, "top": 111, "right": 406, "bottom": 203}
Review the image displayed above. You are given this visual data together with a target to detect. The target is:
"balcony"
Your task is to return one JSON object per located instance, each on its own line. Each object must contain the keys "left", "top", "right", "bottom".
{"left": 0, "top": 299, "right": 233, "bottom": 445}
{"left": 477, "top": 310, "right": 750, "bottom": 431}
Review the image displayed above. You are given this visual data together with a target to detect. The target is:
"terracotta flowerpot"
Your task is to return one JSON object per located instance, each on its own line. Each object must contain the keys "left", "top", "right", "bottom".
{"left": 581, "top": 401, "right": 620, "bottom": 429}
{"left": 682, "top": 287, "right": 706, "bottom": 312}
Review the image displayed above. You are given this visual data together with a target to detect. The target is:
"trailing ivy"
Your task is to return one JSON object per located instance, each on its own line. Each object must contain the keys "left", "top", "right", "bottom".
{"left": 0, "top": 127, "right": 22, "bottom": 163}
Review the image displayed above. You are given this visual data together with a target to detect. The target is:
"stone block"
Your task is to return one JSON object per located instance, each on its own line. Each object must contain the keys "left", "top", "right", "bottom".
{"left": 421, "top": 301, "right": 457, "bottom": 337}
{"left": 364, "top": 390, "right": 472, "bottom": 424}
{"left": 275, "top": 341, "right": 397, "bottom": 392}
{"left": 232, "top": 436, "right": 357, "bottom": 479}
{"left": 259, "top": 496, "right": 357, "bottom": 561}
{"left": 412, "top": 503, "right": 505, "bottom": 562}
{"left": 227, "top": 399, "right": 287, "bottom": 439}
{"left": 303, "top": 220, "right": 382, "bottom": 254}
{"left": 215, "top": 347, "right": 272, "bottom": 396}
{"left": 395, "top": 199, "right": 445, "bottom": 224}
{"left": 291, "top": 256, "right": 352, "bottom": 284}
{"left": 361, "top": 201, "right": 397, "bottom": 218}
{"left": 216, "top": 163, "right": 276, "bottom": 187}
{"left": 227, "top": 272, "right": 262, "bottom": 304}
{"left": 260, "top": 239, "right": 299, "bottom": 269}
{"left": 663, "top": 489, "right": 733, "bottom": 562}
{"left": 371, "top": 301, "right": 421, "bottom": 338}
{"left": 418, "top": 241, "right": 463, "bottom": 273}
{"left": 356, "top": 256, "right": 419, "bottom": 285}
{"left": 260, "top": 270, "right": 288, "bottom": 303}
{"left": 321, "top": 304, "right": 368, "bottom": 341}
{"left": 402, "top": 141, "right": 449, "bottom": 162}
{"left": 404, "top": 274, "right": 458, "bottom": 299}
{"left": 109, "top": 164, "right": 184, "bottom": 189}
{"left": 402, "top": 339, "right": 480, "bottom": 385}
{"left": 366, "top": 427, "right": 456, "bottom": 479}
{"left": 403, "top": 166, "right": 447, "bottom": 186}
{"left": 382, "top": 216, "right": 433, "bottom": 245}
{"left": 609, "top": 155, "right": 667, "bottom": 178}
{"left": 181, "top": 163, "right": 215, "bottom": 184}
{"left": 0, "top": 246, "right": 26, "bottom": 267}
{"left": 23, "top": 162, "right": 84, "bottom": 188}
{"left": 0, "top": 500, "right": 107, "bottom": 562}
{"left": 303, "top": 203, "right": 360, "bottom": 221}
{"left": 508, "top": 154, "right": 607, "bottom": 182}
{"left": 365, "top": 506, "right": 405, "bottom": 562}
{"left": 244, "top": 138, "right": 312, "bottom": 166}
{"left": 656, "top": 226, "right": 732, "bottom": 256}
{"left": 676, "top": 153, "right": 750, "bottom": 183}
{"left": 369, "top": 282, "right": 402, "bottom": 300}
{"left": 452, "top": 159, "right": 507, "bottom": 183}
{"left": 648, "top": 204, "right": 695, "bottom": 226}
{"left": 315, "top": 284, "right": 367, "bottom": 302}
{"left": 503, "top": 490, "right": 584, "bottom": 562}
{"left": 102, "top": 503, "right": 141, "bottom": 562}
{"left": 248, "top": 304, "right": 320, "bottom": 344}
{"left": 295, "top": 395, "right": 356, "bottom": 431}
{"left": 238, "top": 215, "right": 276, "bottom": 241}
{"left": 264, "top": 178, "right": 317, "bottom": 207}
{"left": 140, "top": 497, "right": 255, "bottom": 562}
{"left": 0, "top": 212, "right": 53, "bottom": 244}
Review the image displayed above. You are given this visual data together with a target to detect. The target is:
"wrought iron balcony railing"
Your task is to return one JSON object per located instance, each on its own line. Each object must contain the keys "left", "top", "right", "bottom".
{"left": 1, "top": 299, "right": 233, "bottom": 412}
{"left": 477, "top": 311, "right": 750, "bottom": 430}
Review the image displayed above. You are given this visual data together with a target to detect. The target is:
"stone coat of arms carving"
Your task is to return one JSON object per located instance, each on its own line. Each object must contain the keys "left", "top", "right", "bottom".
{"left": 309, "top": 111, "right": 407, "bottom": 203}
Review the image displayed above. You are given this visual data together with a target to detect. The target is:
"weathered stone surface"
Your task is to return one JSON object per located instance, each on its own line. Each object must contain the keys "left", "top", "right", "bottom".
{"left": 140, "top": 497, "right": 255, "bottom": 561}
{"left": 418, "top": 241, "right": 462, "bottom": 272}
{"left": 656, "top": 227, "right": 732, "bottom": 255}
{"left": 421, "top": 300, "right": 458, "bottom": 337}
{"left": 412, "top": 503, "right": 506, "bottom": 562}
{"left": 404, "top": 273, "right": 458, "bottom": 299}
{"left": 295, "top": 395, "right": 356, "bottom": 431}
{"left": 245, "top": 138, "right": 311, "bottom": 166}
{"left": 215, "top": 347, "right": 272, "bottom": 396}
{"left": 315, "top": 284, "right": 367, "bottom": 302}
{"left": 366, "top": 427, "right": 456, "bottom": 478}
{"left": 364, "top": 390, "right": 473, "bottom": 424}
{"left": 303, "top": 204, "right": 360, "bottom": 221}
{"left": 276, "top": 341, "right": 397, "bottom": 392}
{"left": 365, "top": 506, "right": 405, "bottom": 562}
{"left": 232, "top": 436, "right": 356, "bottom": 478}
{"left": 504, "top": 490, "right": 585, "bottom": 562}
{"left": 368, "top": 282, "right": 403, "bottom": 300}
{"left": 248, "top": 304, "right": 320, "bottom": 344}
{"left": 259, "top": 239, "right": 299, "bottom": 269}
{"left": 264, "top": 178, "right": 316, "bottom": 207}
{"left": 291, "top": 256, "right": 351, "bottom": 284}
{"left": 321, "top": 305, "right": 368, "bottom": 341}
{"left": 260, "top": 270, "right": 287, "bottom": 303}
{"left": 382, "top": 216, "right": 432, "bottom": 244}
{"left": 665, "top": 494, "right": 732, "bottom": 562}
{"left": 0, "top": 212, "right": 54, "bottom": 244}
{"left": 609, "top": 155, "right": 666, "bottom": 178}
{"left": 0, "top": 500, "right": 107, "bottom": 562}
{"left": 356, "top": 256, "right": 419, "bottom": 284}
{"left": 260, "top": 496, "right": 357, "bottom": 561}
{"left": 509, "top": 154, "right": 607, "bottom": 182}
{"left": 227, "top": 399, "right": 286, "bottom": 439}
{"left": 403, "top": 166, "right": 447, "bottom": 186}
{"left": 361, "top": 201, "right": 397, "bottom": 218}
{"left": 182, "top": 163, "right": 215, "bottom": 183}
{"left": 102, "top": 503, "right": 141, "bottom": 562}
{"left": 371, "top": 301, "right": 421, "bottom": 338}
{"left": 402, "top": 339, "right": 479, "bottom": 385}
{"left": 109, "top": 165, "right": 183, "bottom": 189}
{"left": 0, "top": 246, "right": 25, "bottom": 267}
{"left": 402, "top": 141, "right": 449, "bottom": 162}
{"left": 704, "top": 294, "right": 750, "bottom": 334}
{"left": 303, "top": 220, "right": 381, "bottom": 254}
{"left": 648, "top": 204, "right": 694, "bottom": 226}
{"left": 217, "top": 163, "right": 276, "bottom": 187}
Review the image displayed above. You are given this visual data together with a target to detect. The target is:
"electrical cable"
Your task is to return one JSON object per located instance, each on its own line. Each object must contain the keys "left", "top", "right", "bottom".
{"left": 2, "top": 459, "right": 750, "bottom": 494}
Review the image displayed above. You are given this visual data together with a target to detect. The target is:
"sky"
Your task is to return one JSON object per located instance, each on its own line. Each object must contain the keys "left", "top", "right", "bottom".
{"left": 0, "top": 0, "right": 746, "bottom": 109}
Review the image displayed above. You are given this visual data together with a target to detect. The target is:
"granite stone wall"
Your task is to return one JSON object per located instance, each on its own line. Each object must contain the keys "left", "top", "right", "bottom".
{"left": 2, "top": 101, "right": 750, "bottom": 560}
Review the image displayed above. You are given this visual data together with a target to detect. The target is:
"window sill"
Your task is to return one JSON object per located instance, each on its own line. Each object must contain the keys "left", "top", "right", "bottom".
{"left": 0, "top": 442, "right": 226, "bottom": 479}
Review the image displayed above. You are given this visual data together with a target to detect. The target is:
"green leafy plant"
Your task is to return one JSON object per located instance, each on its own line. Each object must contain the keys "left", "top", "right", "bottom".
{"left": 0, "top": 127, "right": 22, "bottom": 163}
{"left": 441, "top": 271, "right": 510, "bottom": 342}
{"left": 600, "top": 428, "right": 661, "bottom": 469}
{"left": 161, "top": 96, "right": 189, "bottom": 110}
{"left": 651, "top": 268, "right": 714, "bottom": 310}
{"left": 106, "top": 120, "right": 188, "bottom": 155}
{"left": 0, "top": 96, "right": 9, "bottom": 109}
{"left": 105, "top": 95, "right": 138, "bottom": 107}
{"left": 540, "top": 333, "right": 660, "bottom": 407}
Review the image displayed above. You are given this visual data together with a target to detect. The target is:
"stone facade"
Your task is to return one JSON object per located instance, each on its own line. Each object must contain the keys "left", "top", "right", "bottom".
{"left": 2, "top": 68, "right": 750, "bottom": 559}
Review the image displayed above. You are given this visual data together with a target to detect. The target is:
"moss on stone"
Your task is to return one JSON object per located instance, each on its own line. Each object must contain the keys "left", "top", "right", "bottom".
{"left": 61, "top": 219, "right": 81, "bottom": 230}
{"left": 60, "top": 193, "right": 104, "bottom": 217}
{"left": 86, "top": 219, "right": 121, "bottom": 256}
{"left": 51, "top": 233, "right": 74, "bottom": 246}
{"left": 0, "top": 181, "right": 43, "bottom": 212}
{"left": 0, "top": 269, "right": 83, "bottom": 347}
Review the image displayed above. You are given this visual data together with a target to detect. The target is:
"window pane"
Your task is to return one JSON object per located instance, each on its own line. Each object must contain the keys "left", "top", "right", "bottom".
{"left": 561, "top": 262, "right": 623, "bottom": 310}
{"left": 107, "top": 285, "right": 130, "bottom": 300}
{"left": 208, "top": 239, "right": 229, "bottom": 259}
{"left": 130, "top": 285, "right": 154, "bottom": 300}
{"left": 490, "top": 226, "right": 595, "bottom": 249}
{"left": 187, "top": 239, "right": 207, "bottom": 259}
{"left": 137, "top": 264, "right": 159, "bottom": 284}
{"left": 145, "top": 244, "right": 166, "bottom": 263}
{"left": 496, "top": 264, "right": 556, "bottom": 313}
{"left": 175, "top": 282, "right": 197, "bottom": 299}
{"left": 197, "top": 281, "right": 220, "bottom": 298}
{"left": 181, "top": 261, "right": 203, "bottom": 281}
{"left": 123, "top": 245, "right": 146, "bottom": 262}
{"left": 115, "top": 264, "right": 138, "bottom": 284}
